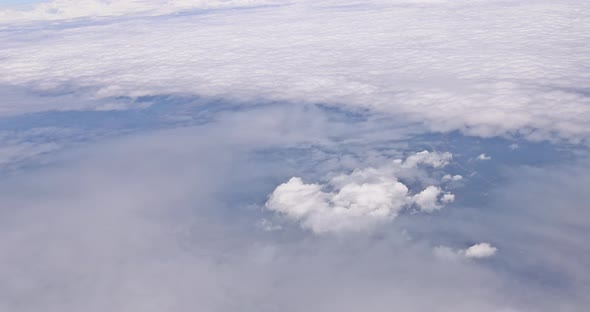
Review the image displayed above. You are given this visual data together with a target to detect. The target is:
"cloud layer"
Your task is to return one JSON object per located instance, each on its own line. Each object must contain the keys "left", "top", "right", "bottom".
{"left": 1, "top": 0, "right": 589, "bottom": 142}
{"left": 0, "top": 0, "right": 281, "bottom": 23}
{"left": 1, "top": 1, "right": 590, "bottom": 311}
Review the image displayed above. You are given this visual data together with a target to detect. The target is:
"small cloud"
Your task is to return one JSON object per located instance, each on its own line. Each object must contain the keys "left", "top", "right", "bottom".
{"left": 412, "top": 186, "right": 454, "bottom": 212}
{"left": 509, "top": 143, "right": 519, "bottom": 150}
{"left": 434, "top": 242, "right": 497, "bottom": 260}
{"left": 464, "top": 243, "right": 497, "bottom": 259}
{"left": 402, "top": 150, "right": 453, "bottom": 168}
{"left": 477, "top": 153, "right": 492, "bottom": 161}
{"left": 413, "top": 186, "right": 443, "bottom": 212}
{"left": 441, "top": 193, "right": 455, "bottom": 203}
{"left": 442, "top": 174, "right": 463, "bottom": 181}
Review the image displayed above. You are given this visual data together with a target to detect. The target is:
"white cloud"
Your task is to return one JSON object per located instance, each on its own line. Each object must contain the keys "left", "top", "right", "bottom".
{"left": 464, "top": 243, "right": 498, "bottom": 259}
{"left": 1, "top": 0, "right": 589, "bottom": 142}
{"left": 441, "top": 192, "right": 455, "bottom": 203}
{"left": 266, "top": 151, "right": 454, "bottom": 234}
{"left": 434, "top": 243, "right": 497, "bottom": 260}
{"left": 403, "top": 150, "right": 453, "bottom": 168}
{"left": 442, "top": 174, "right": 463, "bottom": 181}
{"left": 412, "top": 185, "right": 443, "bottom": 212}
{"left": 477, "top": 154, "right": 492, "bottom": 161}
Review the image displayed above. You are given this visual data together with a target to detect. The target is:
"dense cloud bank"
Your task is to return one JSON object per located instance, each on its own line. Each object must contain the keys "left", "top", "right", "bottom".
{"left": 1, "top": 0, "right": 589, "bottom": 142}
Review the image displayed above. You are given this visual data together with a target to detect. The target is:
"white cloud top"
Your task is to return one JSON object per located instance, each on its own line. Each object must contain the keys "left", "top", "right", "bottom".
{"left": 1, "top": 0, "right": 588, "bottom": 142}
{"left": 477, "top": 154, "right": 492, "bottom": 161}
{"left": 403, "top": 150, "right": 453, "bottom": 168}
{"left": 464, "top": 243, "right": 498, "bottom": 259}
{"left": 434, "top": 243, "right": 498, "bottom": 260}
{"left": 266, "top": 151, "right": 455, "bottom": 233}
{"left": 442, "top": 174, "right": 463, "bottom": 181}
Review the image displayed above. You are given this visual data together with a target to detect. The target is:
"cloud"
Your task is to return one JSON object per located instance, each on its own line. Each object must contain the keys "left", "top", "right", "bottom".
{"left": 413, "top": 185, "right": 443, "bottom": 212}
{"left": 477, "top": 153, "right": 492, "bottom": 161}
{"left": 1, "top": 0, "right": 589, "bottom": 142}
{"left": 0, "top": 85, "right": 142, "bottom": 118}
{"left": 266, "top": 151, "right": 455, "bottom": 234}
{"left": 434, "top": 243, "right": 497, "bottom": 260}
{"left": 442, "top": 174, "right": 463, "bottom": 181}
{"left": 403, "top": 150, "right": 453, "bottom": 168}
{"left": 0, "top": 0, "right": 281, "bottom": 23}
{"left": 465, "top": 243, "right": 498, "bottom": 259}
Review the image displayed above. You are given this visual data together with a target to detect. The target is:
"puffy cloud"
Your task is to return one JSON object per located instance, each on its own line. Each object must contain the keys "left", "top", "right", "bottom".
{"left": 266, "top": 151, "right": 455, "bottom": 234}
{"left": 267, "top": 176, "right": 408, "bottom": 233}
{"left": 0, "top": 0, "right": 280, "bottom": 23}
{"left": 403, "top": 150, "right": 453, "bottom": 168}
{"left": 412, "top": 186, "right": 454, "bottom": 212}
{"left": 442, "top": 174, "right": 463, "bottom": 181}
{"left": 434, "top": 243, "right": 497, "bottom": 260}
{"left": 441, "top": 192, "right": 455, "bottom": 203}
{"left": 412, "top": 186, "right": 443, "bottom": 212}
{"left": 477, "top": 154, "right": 492, "bottom": 161}
{"left": 465, "top": 243, "right": 498, "bottom": 259}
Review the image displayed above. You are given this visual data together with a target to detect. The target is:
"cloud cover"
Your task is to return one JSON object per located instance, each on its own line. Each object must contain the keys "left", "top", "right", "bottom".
{"left": 0, "top": 0, "right": 281, "bottom": 22}
{"left": 0, "top": 0, "right": 589, "bottom": 142}
{"left": 1, "top": 1, "right": 590, "bottom": 311}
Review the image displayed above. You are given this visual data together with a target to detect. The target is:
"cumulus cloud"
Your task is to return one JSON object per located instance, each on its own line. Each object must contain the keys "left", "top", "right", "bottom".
{"left": 266, "top": 151, "right": 455, "bottom": 234}
{"left": 0, "top": 0, "right": 281, "bottom": 23}
{"left": 441, "top": 192, "right": 455, "bottom": 203}
{"left": 403, "top": 150, "right": 453, "bottom": 168}
{"left": 442, "top": 174, "right": 463, "bottom": 181}
{"left": 465, "top": 243, "right": 498, "bottom": 259}
{"left": 412, "top": 186, "right": 442, "bottom": 212}
{"left": 434, "top": 243, "right": 497, "bottom": 261}
{"left": 477, "top": 153, "right": 492, "bottom": 161}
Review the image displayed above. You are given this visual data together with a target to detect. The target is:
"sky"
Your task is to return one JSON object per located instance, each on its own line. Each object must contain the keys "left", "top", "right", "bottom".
{"left": 0, "top": 1, "right": 589, "bottom": 311}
